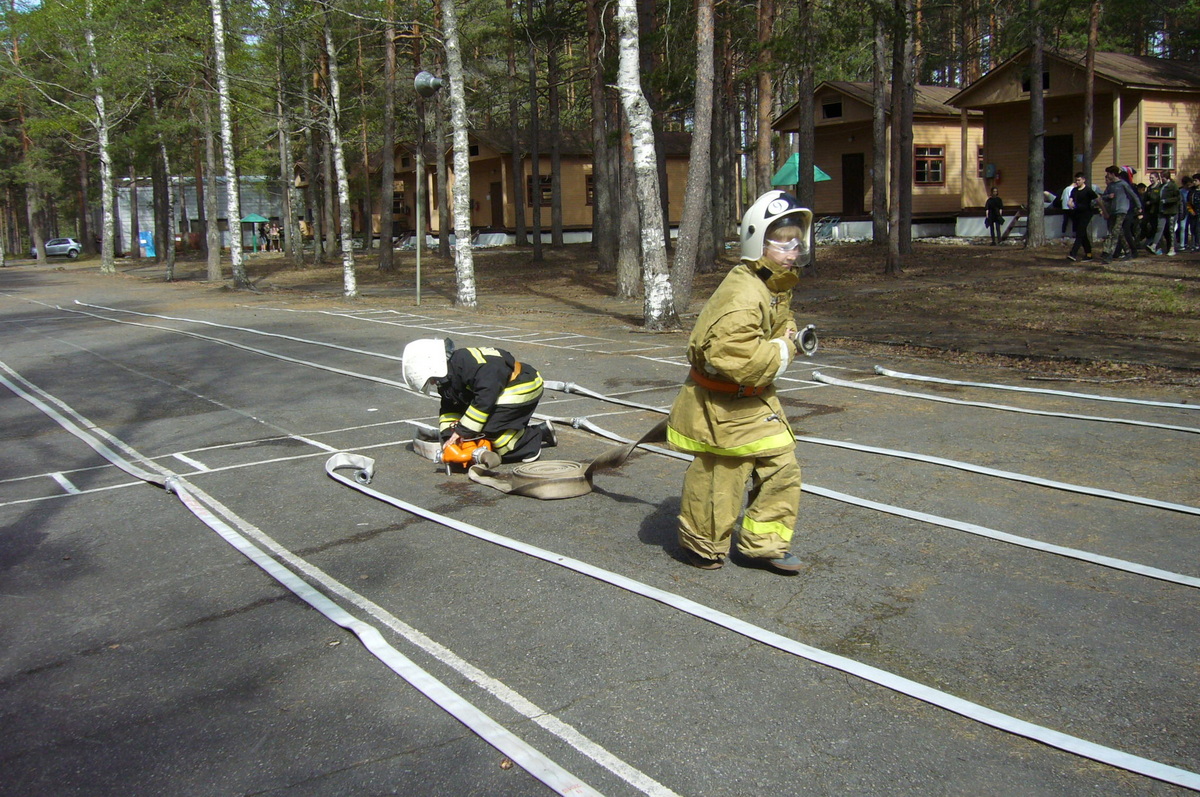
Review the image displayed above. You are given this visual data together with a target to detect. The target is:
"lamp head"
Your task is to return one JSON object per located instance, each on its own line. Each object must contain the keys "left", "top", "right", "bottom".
{"left": 414, "top": 71, "right": 444, "bottom": 98}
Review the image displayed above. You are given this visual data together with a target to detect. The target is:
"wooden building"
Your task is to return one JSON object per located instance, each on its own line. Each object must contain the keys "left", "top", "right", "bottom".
{"left": 948, "top": 50, "right": 1200, "bottom": 200}
{"left": 773, "top": 81, "right": 987, "bottom": 218}
{"left": 357, "top": 130, "right": 693, "bottom": 239}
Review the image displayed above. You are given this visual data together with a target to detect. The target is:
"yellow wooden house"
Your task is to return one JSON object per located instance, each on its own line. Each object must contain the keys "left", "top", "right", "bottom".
{"left": 948, "top": 50, "right": 1200, "bottom": 200}
{"left": 773, "top": 81, "right": 987, "bottom": 219}
{"left": 358, "top": 129, "right": 693, "bottom": 241}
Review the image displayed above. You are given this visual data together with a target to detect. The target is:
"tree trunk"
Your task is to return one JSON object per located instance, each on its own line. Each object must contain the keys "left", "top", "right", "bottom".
{"left": 587, "top": 0, "right": 614, "bottom": 271}
{"left": 548, "top": 44, "right": 564, "bottom": 247}
{"left": 885, "top": 0, "right": 914, "bottom": 275}
{"left": 527, "top": 32, "right": 543, "bottom": 262}
{"left": 322, "top": 12, "right": 358, "bottom": 297}
{"left": 378, "top": 0, "right": 397, "bottom": 271}
{"left": 128, "top": 161, "right": 141, "bottom": 260}
{"left": 301, "top": 40, "right": 322, "bottom": 263}
{"left": 209, "top": 0, "right": 246, "bottom": 286}
{"left": 754, "top": 0, "right": 776, "bottom": 197}
{"left": 615, "top": 0, "right": 676, "bottom": 329}
{"left": 672, "top": 0, "right": 714, "bottom": 315}
{"left": 78, "top": 151, "right": 94, "bottom": 255}
{"left": 436, "top": 89, "right": 451, "bottom": 258}
{"left": 441, "top": 0, "right": 477, "bottom": 307}
{"left": 1026, "top": 0, "right": 1046, "bottom": 247}
{"left": 1082, "top": 0, "right": 1099, "bottom": 180}
{"left": 83, "top": 13, "right": 114, "bottom": 273}
{"left": 872, "top": 6, "right": 889, "bottom": 245}
{"left": 194, "top": 142, "right": 206, "bottom": 251}
{"left": 616, "top": 125, "right": 640, "bottom": 298}
{"left": 150, "top": 88, "right": 176, "bottom": 279}
{"left": 202, "top": 93, "right": 222, "bottom": 280}
{"left": 507, "top": 0, "right": 527, "bottom": 247}
{"left": 274, "top": 5, "right": 300, "bottom": 266}
{"left": 795, "top": 0, "right": 816, "bottom": 272}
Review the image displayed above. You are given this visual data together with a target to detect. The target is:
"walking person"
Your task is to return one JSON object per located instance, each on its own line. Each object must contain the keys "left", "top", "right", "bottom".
{"left": 1152, "top": 171, "right": 1179, "bottom": 256}
{"left": 667, "top": 190, "right": 813, "bottom": 573}
{"left": 985, "top": 187, "right": 1004, "bottom": 245}
{"left": 1066, "top": 172, "right": 1098, "bottom": 262}
{"left": 1099, "top": 167, "right": 1139, "bottom": 264}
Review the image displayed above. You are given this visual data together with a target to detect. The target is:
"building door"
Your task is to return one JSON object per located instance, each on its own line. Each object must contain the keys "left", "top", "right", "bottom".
{"left": 490, "top": 182, "right": 504, "bottom": 229}
{"left": 842, "top": 153, "right": 865, "bottom": 216}
{"left": 1043, "top": 135, "right": 1074, "bottom": 203}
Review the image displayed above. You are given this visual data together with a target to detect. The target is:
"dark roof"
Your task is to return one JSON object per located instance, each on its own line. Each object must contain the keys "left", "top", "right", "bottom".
{"left": 948, "top": 49, "right": 1200, "bottom": 107}
{"left": 773, "top": 82, "right": 978, "bottom": 130}
{"left": 363, "top": 129, "right": 693, "bottom": 174}
{"left": 1062, "top": 51, "right": 1200, "bottom": 90}
{"left": 820, "top": 81, "right": 971, "bottom": 116}
{"left": 470, "top": 128, "right": 693, "bottom": 158}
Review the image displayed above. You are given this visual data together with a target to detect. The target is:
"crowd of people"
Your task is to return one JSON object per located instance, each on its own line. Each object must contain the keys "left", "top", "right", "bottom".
{"left": 988, "top": 167, "right": 1198, "bottom": 263}
{"left": 1063, "top": 167, "right": 1196, "bottom": 263}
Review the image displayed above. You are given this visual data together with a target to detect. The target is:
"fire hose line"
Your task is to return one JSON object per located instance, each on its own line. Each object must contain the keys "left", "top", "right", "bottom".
{"left": 14, "top": 302, "right": 1198, "bottom": 786}
{"left": 533, "top": 414, "right": 1200, "bottom": 590}
{"left": 543, "top": 382, "right": 1200, "bottom": 517}
{"left": 813, "top": 372, "right": 1200, "bottom": 435}
{"left": 874, "top": 366, "right": 1200, "bottom": 411}
{"left": 0, "top": 361, "right": 605, "bottom": 797}
{"left": 46, "top": 303, "right": 1199, "bottom": 575}
{"left": 327, "top": 452, "right": 1200, "bottom": 791}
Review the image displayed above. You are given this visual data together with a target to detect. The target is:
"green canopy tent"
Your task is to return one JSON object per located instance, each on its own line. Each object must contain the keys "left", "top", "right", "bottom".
{"left": 770, "top": 153, "right": 832, "bottom": 188}
{"left": 240, "top": 213, "right": 270, "bottom": 252}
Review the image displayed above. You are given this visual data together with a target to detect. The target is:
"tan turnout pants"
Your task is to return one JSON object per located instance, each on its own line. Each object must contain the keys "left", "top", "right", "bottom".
{"left": 677, "top": 449, "right": 801, "bottom": 560}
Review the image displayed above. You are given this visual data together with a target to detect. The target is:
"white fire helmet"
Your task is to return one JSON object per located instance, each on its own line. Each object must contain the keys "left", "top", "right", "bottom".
{"left": 739, "top": 190, "right": 813, "bottom": 265}
{"left": 402, "top": 338, "right": 452, "bottom": 395}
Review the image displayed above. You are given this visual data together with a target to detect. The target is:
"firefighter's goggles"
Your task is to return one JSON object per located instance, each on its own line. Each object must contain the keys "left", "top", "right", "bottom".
{"left": 765, "top": 237, "right": 802, "bottom": 252}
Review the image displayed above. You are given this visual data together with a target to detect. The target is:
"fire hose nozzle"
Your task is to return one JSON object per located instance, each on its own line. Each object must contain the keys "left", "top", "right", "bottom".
{"left": 797, "top": 324, "right": 818, "bottom": 357}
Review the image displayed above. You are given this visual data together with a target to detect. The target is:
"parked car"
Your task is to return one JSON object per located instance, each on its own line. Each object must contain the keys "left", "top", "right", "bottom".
{"left": 31, "top": 238, "right": 82, "bottom": 259}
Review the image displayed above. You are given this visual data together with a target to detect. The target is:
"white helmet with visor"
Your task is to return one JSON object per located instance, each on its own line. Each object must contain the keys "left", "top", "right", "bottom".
{"left": 739, "top": 190, "right": 813, "bottom": 265}
{"left": 402, "top": 338, "right": 453, "bottom": 395}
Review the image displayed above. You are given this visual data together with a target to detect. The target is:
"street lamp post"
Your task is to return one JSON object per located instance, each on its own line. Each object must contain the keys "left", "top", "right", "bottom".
{"left": 413, "top": 71, "right": 443, "bottom": 306}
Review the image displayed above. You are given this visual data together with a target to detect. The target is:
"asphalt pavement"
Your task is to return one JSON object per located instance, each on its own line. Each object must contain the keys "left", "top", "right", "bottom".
{"left": 1, "top": 260, "right": 1198, "bottom": 796}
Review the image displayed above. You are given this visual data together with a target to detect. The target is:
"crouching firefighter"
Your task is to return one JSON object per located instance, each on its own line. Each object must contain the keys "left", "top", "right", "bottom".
{"left": 666, "top": 190, "right": 816, "bottom": 573}
{"left": 402, "top": 338, "right": 557, "bottom": 465}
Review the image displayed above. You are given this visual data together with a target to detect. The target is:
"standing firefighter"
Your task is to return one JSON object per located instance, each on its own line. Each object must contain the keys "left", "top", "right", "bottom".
{"left": 667, "top": 190, "right": 815, "bottom": 573}
{"left": 402, "top": 339, "right": 556, "bottom": 464}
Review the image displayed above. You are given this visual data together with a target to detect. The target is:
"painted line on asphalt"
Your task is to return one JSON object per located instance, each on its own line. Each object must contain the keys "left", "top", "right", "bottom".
{"left": 1, "top": 359, "right": 666, "bottom": 797}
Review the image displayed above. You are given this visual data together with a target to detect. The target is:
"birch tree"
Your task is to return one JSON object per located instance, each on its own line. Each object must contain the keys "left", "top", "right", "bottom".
{"left": 321, "top": 7, "right": 357, "bottom": 298}
{"left": 441, "top": 0, "right": 477, "bottom": 308}
{"left": 615, "top": 0, "right": 676, "bottom": 330}
{"left": 209, "top": 0, "right": 248, "bottom": 287}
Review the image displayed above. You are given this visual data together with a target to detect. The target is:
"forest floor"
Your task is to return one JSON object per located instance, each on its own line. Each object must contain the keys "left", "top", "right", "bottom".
{"left": 31, "top": 235, "right": 1200, "bottom": 385}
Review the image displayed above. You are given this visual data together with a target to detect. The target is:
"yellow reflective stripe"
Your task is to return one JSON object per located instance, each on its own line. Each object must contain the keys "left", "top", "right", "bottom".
{"left": 666, "top": 426, "right": 794, "bottom": 458}
{"left": 460, "top": 409, "right": 487, "bottom": 433}
{"left": 439, "top": 413, "right": 461, "bottom": 431}
{"left": 498, "top": 376, "right": 543, "bottom": 405}
{"left": 467, "top": 347, "right": 487, "bottom": 364}
{"left": 493, "top": 429, "right": 519, "bottom": 447}
{"left": 742, "top": 515, "right": 795, "bottom": 542}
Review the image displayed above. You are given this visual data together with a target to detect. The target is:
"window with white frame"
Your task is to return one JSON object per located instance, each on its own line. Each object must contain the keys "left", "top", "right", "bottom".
{"left": 1146, "top": 125, "right": 1175, "bottom": 171}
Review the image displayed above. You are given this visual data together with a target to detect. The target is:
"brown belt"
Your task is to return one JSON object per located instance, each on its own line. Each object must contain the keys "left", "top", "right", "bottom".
{"left": 509, "top": 361, "right": 522, "bottom": 382}
{"left": 689, "top": 366, "right": 768, "bottom": 398}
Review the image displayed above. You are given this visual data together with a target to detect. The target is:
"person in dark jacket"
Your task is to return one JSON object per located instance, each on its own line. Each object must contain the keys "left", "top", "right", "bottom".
{"left": 1066, "top": 172, "right": 1098, "bottom": 261}
{"left": 1099, "top": 166, "right": 1142, "bottom": 263}
{"left": 402, "top": 339, "right": 556, "bottom": 463}
{"left": 984, "top": 188, "right": 1004, "bottom": 245}
{"left": 1153, "top": 171, "right": 1179, "bottom": 255}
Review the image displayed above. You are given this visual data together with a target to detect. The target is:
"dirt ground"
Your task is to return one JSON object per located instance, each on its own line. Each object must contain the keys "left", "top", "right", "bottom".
{"left": 44, "top": 236, "right": 1200, "bottom": 385}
